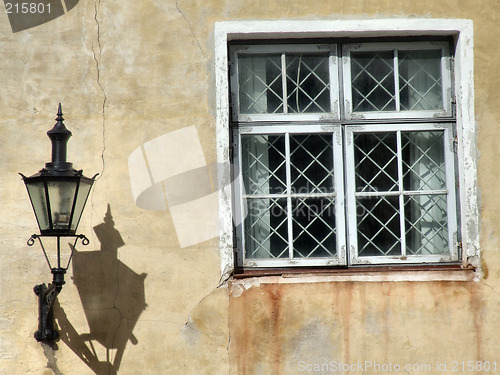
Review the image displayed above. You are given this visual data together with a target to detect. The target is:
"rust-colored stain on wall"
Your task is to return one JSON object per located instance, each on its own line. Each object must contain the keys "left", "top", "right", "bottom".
{"left": 230, "top": 280, "right": 489, "bottom": 374}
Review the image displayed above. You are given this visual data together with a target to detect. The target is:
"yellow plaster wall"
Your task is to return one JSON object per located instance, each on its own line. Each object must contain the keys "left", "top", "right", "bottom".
{"left": 0, "top": 0, "right": 498, "bottom": 374}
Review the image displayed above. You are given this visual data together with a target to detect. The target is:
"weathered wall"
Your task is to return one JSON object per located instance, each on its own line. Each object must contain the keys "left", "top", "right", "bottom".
{"left": 0, "top": 0, "right": 498, "bottom": 374}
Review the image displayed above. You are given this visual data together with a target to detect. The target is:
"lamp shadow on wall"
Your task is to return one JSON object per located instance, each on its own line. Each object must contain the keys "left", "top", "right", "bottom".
{"left": 53, "top": 204, "right": 147, "bottom": 375}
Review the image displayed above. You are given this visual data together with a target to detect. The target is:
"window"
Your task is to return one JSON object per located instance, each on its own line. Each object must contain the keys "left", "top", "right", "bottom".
{"left": 215, "top": 20, "right": 478, "bottom": 274}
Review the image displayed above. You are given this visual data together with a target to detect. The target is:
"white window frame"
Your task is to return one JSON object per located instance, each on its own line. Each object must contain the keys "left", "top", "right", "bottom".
{"left": 214, "top": 19, "right": 478, "bottom": 278}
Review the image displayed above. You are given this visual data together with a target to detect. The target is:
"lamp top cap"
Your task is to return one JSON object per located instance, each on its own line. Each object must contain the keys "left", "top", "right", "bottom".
{"left": 46, "top": 103, "right": 72, "bottom": 141}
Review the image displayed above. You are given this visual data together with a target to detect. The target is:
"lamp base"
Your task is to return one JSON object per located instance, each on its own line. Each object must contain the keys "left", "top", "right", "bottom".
{"left": 33, "top": 269, "right": 65, "bottom": 342}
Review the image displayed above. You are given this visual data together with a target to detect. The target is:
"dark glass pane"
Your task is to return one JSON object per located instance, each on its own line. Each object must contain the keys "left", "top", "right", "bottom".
{"left": 351, "top": 51, "right": 396, "bottom": 112}
{"left": 357, "top": 196, "right": 401, "bottom": 256}
{"left": 292, "top": 197, "right": 336, "bottom": 258}
{"left": 399, "top": 50, "right": 443, "bottom": 111}
{"left": 290, "top": 134, "right": 334, "bottom": 194}
{"left": 241, "top": 134, "right": 286, "bottom": 195}
{"left": 244, "top": 198, "right": 288, "bottom": 259}
{"left": 238, "top": 55, "right": 283, "bottom": 114}
{"left": 286, "top": 54, "right": 330, "bottom": 113}
{"left": 354, "top": 132, "right": 398, "bottom": 192}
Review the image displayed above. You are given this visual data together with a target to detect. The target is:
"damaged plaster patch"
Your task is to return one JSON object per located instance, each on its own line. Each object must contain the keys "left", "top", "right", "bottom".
{"left": 230, "top": 278, "right": 261, "bottom": 297}
{"left": 289, "top": 320, "right": 337, "bottom": 367}
{"left": 182, "top": 318, "right": 201, "bottom": 347}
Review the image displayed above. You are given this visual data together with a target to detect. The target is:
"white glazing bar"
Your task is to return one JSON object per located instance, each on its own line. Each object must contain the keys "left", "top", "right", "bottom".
{"left": 441, "top": 45, "right": 453, "bottom": 116}
{"left": 396, "top": 130, "right": 406, "bottom": 257}
{"left": 281, "top": 53, "right": 288, "bottom": 115}
{"left": 285, "top": 132, "right": 293, "bottom": 259}
{"left": 333, "top": 128, "right": 347, "bottom": 263}
{"left": 444, "top": 126, "right": 459, "bottom": 259}
{"left": 329, "top": 45, "right": 340, "bottom": 120}
{"left": 235, "top": 130, "right": 247, "bottom": 265}
{"left": 394, "top": 50, "right": 401, "bottom": 112}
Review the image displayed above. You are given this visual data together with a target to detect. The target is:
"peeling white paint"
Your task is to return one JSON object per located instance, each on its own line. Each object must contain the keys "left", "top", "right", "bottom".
{"left": 230, "top": 270, "right": 476, "bottom": 286}
{"left": 230, "top": 278, "right": 262, "bottom": 297}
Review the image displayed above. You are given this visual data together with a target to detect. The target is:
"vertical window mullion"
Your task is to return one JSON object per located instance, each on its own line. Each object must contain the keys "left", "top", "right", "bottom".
{"left": 285, "top": 132, "right": 293, "bottom": 260}
{"left": 394, "top": 49, "right": 401, "bottom": 112}
{"left": 282, "top": 53, "right": 288, "bottom": 115}
{"left": 234, "top": 130, "right": 246, "bottom": 265}
{"left": 330, "top": 45, "right": 340, "bottom": 120}
{"left": 344, "top": 127, "right": 358, "bottom": 264}
{"left": 444, "top": 126, "right": 458, "bottom": 259}
{"left": 396, "top": 130, "right": 406, "bottom": 257}
{"left": 333, "top": 127, "right": 347, "bottom": 264}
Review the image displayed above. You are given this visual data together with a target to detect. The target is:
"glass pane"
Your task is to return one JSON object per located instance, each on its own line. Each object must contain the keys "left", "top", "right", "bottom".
{"left": 26, "top": 181, "right": 50, "bottom": 231}
{"left": 405, "top": 194, "right": 449, "bottom": 255}
{"left": 402, "top": 131, "right": 446, "bottom": 191}
{"left": 290, "top": 134, "right": 334, "bottom": 194}
{"left": 238, "top": 55, "right": 283, "bottom": 114}
{"left": 399, "top": 50, "right": 443, "bottom": 111}
{"left": 244, "top": 198, "right": 288, "bottom": 259}
{"left": 70, "top": 180, "right": 93, "bottom": 231}
{"left": 357, "top": 196, "right": 401, "bottom": 256}
{"left": 351, "top": 51, "right": 396, "bottom": 112}
{"left": 286, "top": 54, "right": 330, "bottom": 113}
{"left": 292, "top": 197, "right": 336, "bottom": 258}
{"left": 47, "top": 180, "right": 77, "bottom": 230}
{"left": 241, "top": 134, "right": 286, "bottom": 195}
{"left": 354, "top": 132, "right": 398, "bottom": 192}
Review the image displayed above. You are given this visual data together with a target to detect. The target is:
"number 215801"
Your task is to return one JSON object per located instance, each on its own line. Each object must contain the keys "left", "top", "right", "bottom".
{"left": 5, "top": 3, "right": 51, "bottom": 14}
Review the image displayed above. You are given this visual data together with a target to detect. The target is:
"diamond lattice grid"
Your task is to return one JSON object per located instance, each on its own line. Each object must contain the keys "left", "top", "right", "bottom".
{"left": 399, "top": 50, "right": 443, "bottom": 111}
{"left": 242, "top": 135, "right": 287, "bottom": 195}
{"left": 290, "top": 134, "right": 334, "bottom": 193}
{"left": 401, "top": 131, "right": 446, "bottom": 191}
{"left": 286, "top": 55, "right": 330, "bottom": 113}
{"left": 405, "top": 194, "right": 449, "bottom": 255}
{"left": 354, "top": 133, "right": 398, "bottom": 192}
{"left": 292, "top": 198, "right": 337, "bottom": 258}
{"left": 245, "top": 198, "right": 289, "bottom": 259}
{"left": 351, "top": 52, "right": 396, "bottom": 112}
{"left": 357, "top": 196, "right": 401, "bottom": 256}
{"left": 239, "top": 55, "right": 283, "bottom": 114}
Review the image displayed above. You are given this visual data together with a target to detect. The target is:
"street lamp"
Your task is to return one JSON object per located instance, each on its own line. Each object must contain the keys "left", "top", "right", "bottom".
{"left": 20, "top": 104, "right": 97, "bottom": 341}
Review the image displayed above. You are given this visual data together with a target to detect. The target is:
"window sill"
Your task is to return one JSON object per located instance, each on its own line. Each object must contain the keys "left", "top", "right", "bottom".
{"left": 232, "top": 264, "right": 478, "bottom": 283}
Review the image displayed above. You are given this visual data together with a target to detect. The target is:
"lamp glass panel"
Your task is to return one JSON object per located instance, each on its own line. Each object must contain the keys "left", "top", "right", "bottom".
{"left": 47, "top": 180, "right": 77, "bottom": 230}
{"left": 70, "top": 180, "right": 93, "bottom": 231}
{"left": 26, "top": 181, "right": 50, "bottom": 231}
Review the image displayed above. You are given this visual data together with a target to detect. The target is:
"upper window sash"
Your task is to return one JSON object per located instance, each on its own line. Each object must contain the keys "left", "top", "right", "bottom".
{"left": 230, "top": 44, "right": 340, "bottom": 123}
{"left": 342, "top": 41, "right": 453, "bottom": 120}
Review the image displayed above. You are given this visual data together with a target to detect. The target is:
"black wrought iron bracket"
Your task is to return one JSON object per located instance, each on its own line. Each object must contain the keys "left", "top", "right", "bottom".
{"left": 28, "top": 234, "right": 89, "bottom": 341}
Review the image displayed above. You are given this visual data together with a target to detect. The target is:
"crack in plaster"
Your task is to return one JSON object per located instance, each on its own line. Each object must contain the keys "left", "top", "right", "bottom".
{"left": 93, "top": 0, "right": 106, "bottom": 179}
{"left": 481, "top": 281, "right": 500, "bottom": 296}
{"left": 182, "top": 278, "right": 231, "bottom": 374}
{"left": 175, "top": 0, "right": 209, "bottom": 61}
{"left": 89, "top": 4, "right": 122, "bottom": 372}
